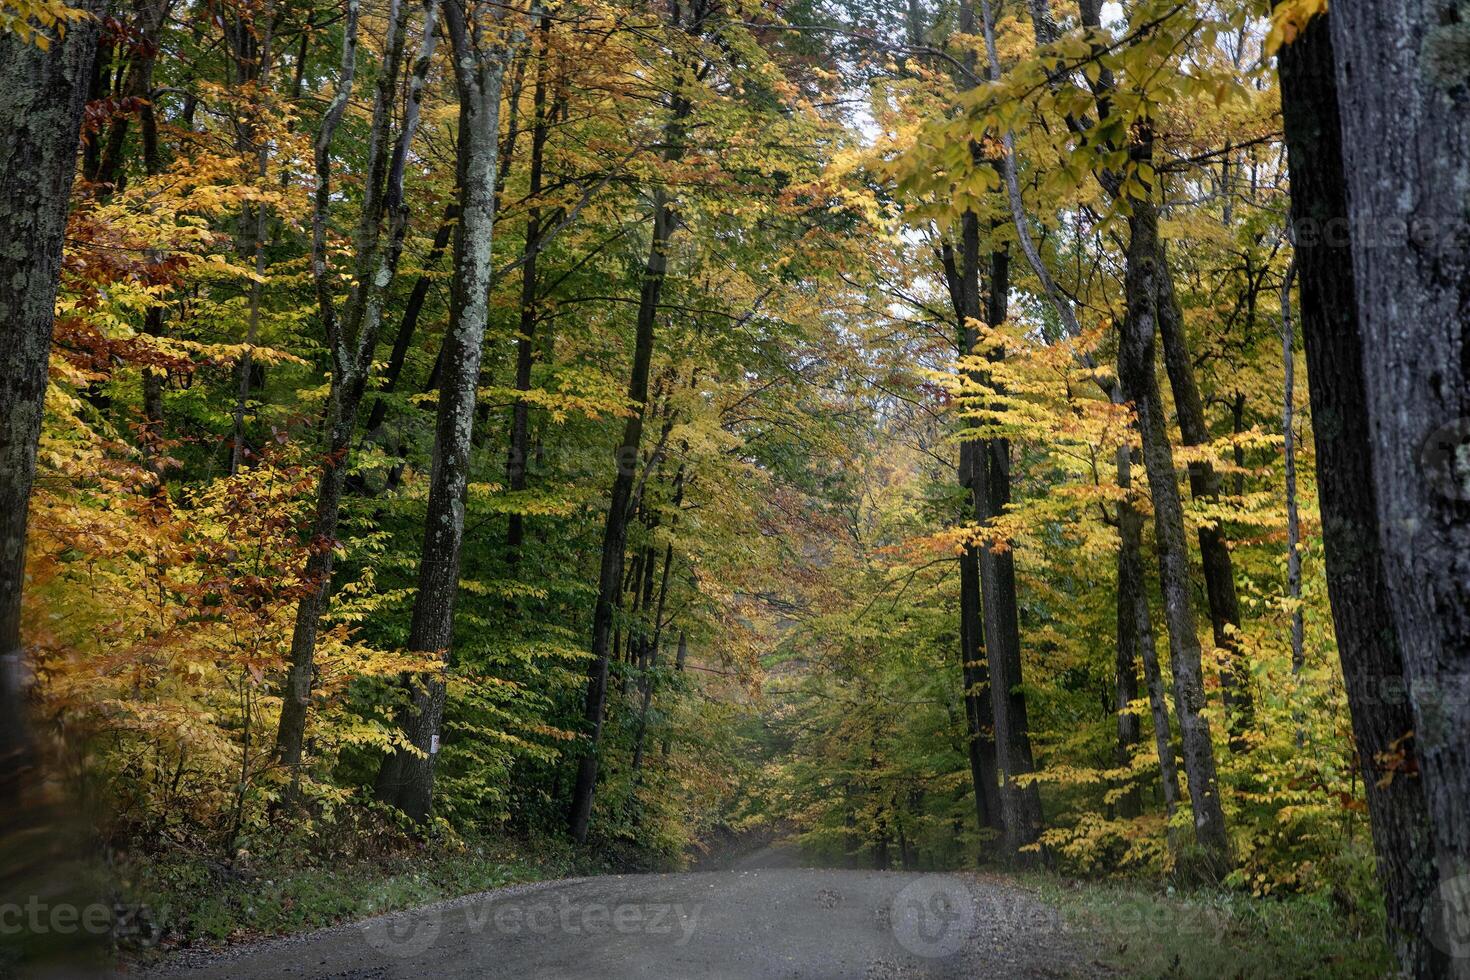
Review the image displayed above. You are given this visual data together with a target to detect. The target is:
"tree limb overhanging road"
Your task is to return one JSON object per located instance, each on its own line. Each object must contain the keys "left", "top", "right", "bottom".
{"left": 145, "top": 869, "right": 1110, "bottom": 979}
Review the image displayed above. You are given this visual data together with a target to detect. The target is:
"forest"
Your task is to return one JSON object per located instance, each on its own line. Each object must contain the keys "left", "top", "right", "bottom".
{"left": 1, "top": 0, "right": 1468, "bottom": 976}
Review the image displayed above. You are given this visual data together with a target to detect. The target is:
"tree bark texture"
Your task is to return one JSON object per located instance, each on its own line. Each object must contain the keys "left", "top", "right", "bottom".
{"left": 973, "top": 245, "right": 1045, "bottom": 862}
{"left": 1278, "top": 5, "right": 1455, "bottom": 973}
{"left": 0, "top": 4, "right": 105, "bottom": 808}
{"left": 376, "top": 0, "right": 508, "bottom": 823}
{"left": 275, "top": 0, "right": 438, "bottom": 788}
{"left": 1119, "top": 199, "right": 1230, "bottom": 875}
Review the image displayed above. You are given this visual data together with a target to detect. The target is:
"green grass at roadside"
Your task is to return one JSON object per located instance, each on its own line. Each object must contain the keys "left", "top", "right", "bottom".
{"left": 114, "top": 831, "right": 595, "bottom": 960}
{"left": 1029, "top": 875, "right": 1394, "bottom": 979}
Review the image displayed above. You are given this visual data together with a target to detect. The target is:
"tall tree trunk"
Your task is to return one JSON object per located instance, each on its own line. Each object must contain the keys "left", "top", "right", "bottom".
{"left": 1119, "top": 195, "right": 1230, "bottom": 876}
{"left": 1116, "top": 444, "right": 1181, "bottom": 818}
{"left": 567, "top": 15, "right": 697, "bottom": 834}
{"left": 81, "top": 33, "right": 113, "bottom": 182}
{"left": 999, "top": 0, "right": 1201, "bottom": 849}
{"left": 275, "top": 0, "right": 437, "bottom": 790}
{"left": 568, "top": 185, "right": 676, "bottom": 843}
{"left": 0, "top": 0, "right": 105, "bottom": 813}
{"left": 943, "top": 16, "right": 1016, "bottom": 849}
{"left": 945, "top": 3, "right": 1004, "bottom": 847}
{"left": 627, "top": 546, "right": 670, "bottom": 782}
{"left": 973, "top": 245, "right": 1045, "bottom": 862}
{"left": 375, "top": 0, "right": 511, "bottom": 824}
{"left": 227, "top": 2, "right": 275, "bottom": 476}
{"left": 1027, "top": 0, "right": 1254, "bottom": 749}
{"left": 937, "top": 5, "right": 1009, "bottom": 848}
{"left": 1278, "top": 4, "right": 1459, "bottom": 973}
{"left": 1112, "top": 648, "right": 1142, "bottom": 818}
{"left": 92, "top": 0, "right": 172, "bottom": 191}
{"left": 114, "top": 0, "right": 172, "bottom": 475}
{"left": 1153, "top": 250, "right": 1254, "bottom": 746}
{"left": 940, "top": 234, "right": 1004, "bottom": 843}
{"left": 958, "top": 547, "right": 1003, "bottom": 837}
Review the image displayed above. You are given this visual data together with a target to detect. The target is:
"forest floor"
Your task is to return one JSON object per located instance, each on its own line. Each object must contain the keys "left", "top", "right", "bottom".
{"left": 132, "top": 867, "right": 1111, "bottom": 979}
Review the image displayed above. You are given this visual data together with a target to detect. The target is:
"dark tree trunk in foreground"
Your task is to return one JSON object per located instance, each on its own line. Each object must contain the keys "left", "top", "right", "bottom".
{"left": 1277, "top": 4, "right": 1460, "bottom": 972}
{"left": 940, "top": 229, "right": 1003, "bottom": 843}
{"left": 376, "top": 0, "right": 511, "bottom": 823}
{"left": 941, "top": 0, "right": 1005, "bottom": 849}
{"left": 1119, "top": 196, "right": 1230, "bottom": 876}
{"left": 0, "top": 8, "right": 104, "bottom": 808}
{"left": 973, "top": 246, "right": 1044, "bottom": 862}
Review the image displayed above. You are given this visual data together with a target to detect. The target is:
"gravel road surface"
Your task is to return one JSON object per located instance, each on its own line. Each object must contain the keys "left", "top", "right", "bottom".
{"left": 142, "top": 869, "right": 1111, "bottom": 979}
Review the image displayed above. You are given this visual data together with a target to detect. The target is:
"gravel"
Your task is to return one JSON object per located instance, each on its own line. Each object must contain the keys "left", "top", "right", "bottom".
{"left": 128, "top": 869, "right": 1114, "bottom": 979}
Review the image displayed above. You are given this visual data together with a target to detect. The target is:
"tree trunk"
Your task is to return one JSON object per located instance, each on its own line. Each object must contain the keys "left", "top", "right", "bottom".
{"left": 627, "top": 545, "right": 669, "bottom": 783}
{"left": 973, "top": 245, "right": 1045, "bottom": 863}
{"left": 1026, "top": 0, "right": 1254, "bottom": 749}
{"left": 125, "top": 0, "right": 171, "bottom": 476}
{"left": 940, "top": 8, "right": 1007, "bottom": 848}
{"left": 92, "top": 0, "right": 172, "bottom": 191}
{"left": 1280, "top": 260, "right": 1305, "bottom": 683}
{"left": 1118, "top": 197, "right": 1230, "bottom": 876}
{"left": 1277, "top": 5, "right": 1455, "bottom": 973}
{"left": 567, "top": 18, "right": 696, "bottom": 834}
{"left": 1116, "top": 444, "right": 1180, "bottom": 818}
{"left": 940, "top": 231, "right": 1004, "bottom": 843}
{"left": 1154, "top": 249, "right": 1254, "bottom": 747}
{"left": 932, "top": 18, "right": 1008, "bottom": 852}
{"left": 226, "top": 5, "right": 275, "bottom": 476}
{"left": 568, "top": 185, "right": 676, "bottom": 843}
{"left": 275, "top": 0, "right": 436, "bottom": 789}
{"left": 958, "top": 547, "right": 1003, "bottom": 837}
{"left": 374, "top": 0, "right": 507, "bottom": 823}
{"left": 0, "top": 0, "right": 105, "bottom": 811}
{"left": 660, "top": 631, "right": 687, "bottom": 758}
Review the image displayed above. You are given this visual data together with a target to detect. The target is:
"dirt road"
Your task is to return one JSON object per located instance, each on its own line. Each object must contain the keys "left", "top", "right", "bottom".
{"left": 146, "top": 869, "right": 1109, "bottom": 979}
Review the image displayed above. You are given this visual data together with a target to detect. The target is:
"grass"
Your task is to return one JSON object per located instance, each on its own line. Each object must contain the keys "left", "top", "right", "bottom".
{"left": 113, "top": 829, "right": 595, "bottom": 961}
{"left": 1030, "top": 875, "right": 1395, "bottom": 978}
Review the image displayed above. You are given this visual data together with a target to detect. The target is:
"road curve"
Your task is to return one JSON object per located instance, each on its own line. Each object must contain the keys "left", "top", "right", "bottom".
{"left": 146, "top": 870, "right": 1109, "bottom": 979}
